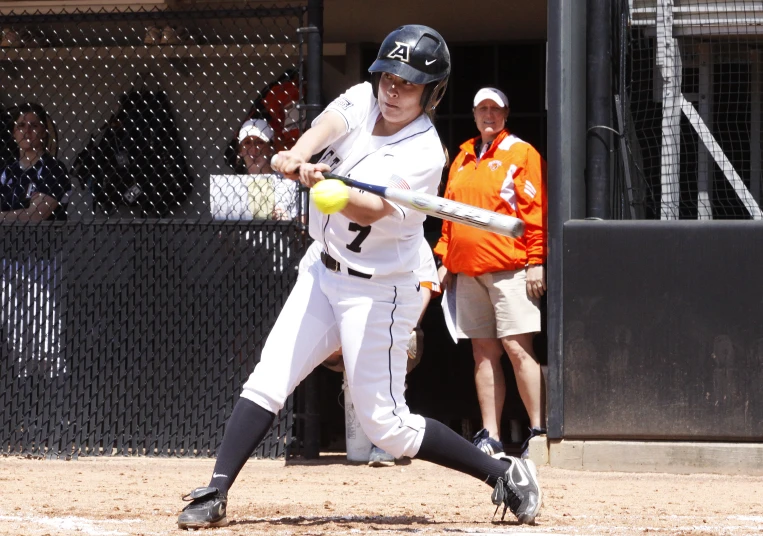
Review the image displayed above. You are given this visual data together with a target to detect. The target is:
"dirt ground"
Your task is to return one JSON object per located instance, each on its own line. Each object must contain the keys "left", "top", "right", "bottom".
{"left": 0, "top": 454, "right": 761, "bottom": 536}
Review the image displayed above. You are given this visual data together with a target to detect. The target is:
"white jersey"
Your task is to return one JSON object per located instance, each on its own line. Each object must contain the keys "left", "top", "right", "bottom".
{"left": 309, "top": 82, "right": 445, "bottom": 276}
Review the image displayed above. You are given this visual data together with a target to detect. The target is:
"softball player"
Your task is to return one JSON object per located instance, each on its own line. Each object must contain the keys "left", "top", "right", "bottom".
{"left": 178, "top": 25, "right": 541, "bottom": 529}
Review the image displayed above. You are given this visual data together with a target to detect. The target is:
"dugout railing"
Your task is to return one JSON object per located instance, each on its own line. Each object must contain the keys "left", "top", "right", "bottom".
{"left": 0, "top": 3, "right": 319, "bottom": 459}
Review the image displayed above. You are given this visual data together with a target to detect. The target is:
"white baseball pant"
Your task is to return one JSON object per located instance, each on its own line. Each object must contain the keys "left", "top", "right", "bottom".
{"left": 241, "top": 255, "right": 426, "bottom": 459}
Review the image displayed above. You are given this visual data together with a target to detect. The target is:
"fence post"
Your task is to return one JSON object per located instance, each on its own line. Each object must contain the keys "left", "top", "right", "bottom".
{"left": 586, "top": 0, "right": 612, "bottom": 219}
{"left": 300, "top": 0, "right": 323, "bottom": 460}
{"left": 656, "top": 0, "right": 681, "bottom": 220}
{"left": 547, "top": 0, "right": 587, "bottom": 439}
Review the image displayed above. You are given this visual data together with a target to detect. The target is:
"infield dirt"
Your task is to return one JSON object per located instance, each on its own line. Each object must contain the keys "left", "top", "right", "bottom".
{"left": 0, "top": 455, "right": 761, "bottom": 535}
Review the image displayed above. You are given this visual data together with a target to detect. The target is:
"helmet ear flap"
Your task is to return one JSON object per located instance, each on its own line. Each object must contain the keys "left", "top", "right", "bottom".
{"left": 371, "top": 72, "right": 382, "bottom": 99}
{"left": 422, "top": 77, "right": 449, "bottom": 113}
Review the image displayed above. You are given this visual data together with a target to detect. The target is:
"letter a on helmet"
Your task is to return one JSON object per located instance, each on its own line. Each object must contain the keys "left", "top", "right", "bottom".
{"left": 387, "top": 42, "right": 411, "bottom": 62}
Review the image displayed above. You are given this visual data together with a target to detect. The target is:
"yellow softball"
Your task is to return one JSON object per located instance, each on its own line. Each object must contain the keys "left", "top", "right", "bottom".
{"left": 311, "top": 179, "right": 350, "bottom": 214}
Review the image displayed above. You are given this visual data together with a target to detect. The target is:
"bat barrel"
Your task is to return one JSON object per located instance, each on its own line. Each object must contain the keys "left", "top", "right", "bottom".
{"left": 301, "top": 168, "right": 525, "bottom": 239}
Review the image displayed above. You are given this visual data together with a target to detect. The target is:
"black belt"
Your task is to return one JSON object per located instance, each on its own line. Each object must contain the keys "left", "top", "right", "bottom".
{"left": 320, "top": 251, "right": 372, "bottom": 279}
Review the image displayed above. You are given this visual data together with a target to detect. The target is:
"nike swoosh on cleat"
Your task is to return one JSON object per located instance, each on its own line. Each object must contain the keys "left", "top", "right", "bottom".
{"left": 510, "top": 462, "right": 530, "bottom": 486}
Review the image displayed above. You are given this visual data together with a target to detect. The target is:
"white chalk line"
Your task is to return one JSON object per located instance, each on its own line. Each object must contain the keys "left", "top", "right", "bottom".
{"left": 0, "top": 511, "right": 760, "bottom": 536}
{"left": 0, "top": 514, "right": 159, "bottom": 536}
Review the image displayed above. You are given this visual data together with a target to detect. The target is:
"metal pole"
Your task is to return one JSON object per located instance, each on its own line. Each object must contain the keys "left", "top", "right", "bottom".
{"left": 300, "top": 0, "right": 323, "bottom": 460}
{"left": 305, "top": 0, "right": 323, "bottom": 126}
{"left": 586, "top": 0, "right": 612, "bottom": 219}
{"left": 547, "top": 0, "right": 587, "bottom": 439}
{"left": 749, "top": 49, "right": 760, "bottom": 206}
{"left": 656, "top": 0, "right": 681, "bottom": 220}
{"left": 698, "top": 43, "right": 713, "bottom": 219}
{"left": 614, "top": 95, "right": 637, "bottom": 220}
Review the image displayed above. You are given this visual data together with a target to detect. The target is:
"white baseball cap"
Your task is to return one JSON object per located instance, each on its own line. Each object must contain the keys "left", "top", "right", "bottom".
{"left": 473, "top": 87, "right": 509, "bottom": 108}
{"left": 238, "top": 118, "right": 274, "bottom": 144}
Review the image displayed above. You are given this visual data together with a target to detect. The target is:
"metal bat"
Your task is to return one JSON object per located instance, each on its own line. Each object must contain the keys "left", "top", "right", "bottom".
{"left": 323, "top": 172, "right": 525, "bottom": 239}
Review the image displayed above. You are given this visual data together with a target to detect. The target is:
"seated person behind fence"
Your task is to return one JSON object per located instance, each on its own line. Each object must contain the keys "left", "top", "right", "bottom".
{"left": 0, "top": 103, "right": 70, "bottom": 222}
{"left": 238, "top": 118, "right": 298, "bottom": 220}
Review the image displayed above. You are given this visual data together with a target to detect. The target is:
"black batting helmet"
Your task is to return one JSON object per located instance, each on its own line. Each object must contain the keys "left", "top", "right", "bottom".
{"left": 368, "top": 25, "right": 450, "bottom": 113}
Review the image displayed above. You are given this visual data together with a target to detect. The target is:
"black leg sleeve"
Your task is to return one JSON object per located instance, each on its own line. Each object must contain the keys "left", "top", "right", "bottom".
{"left": 208, "top": 397, "right": 276, "bottom": 495}
{"left": 416, "top": 418, "right": 508, "bottom": 487}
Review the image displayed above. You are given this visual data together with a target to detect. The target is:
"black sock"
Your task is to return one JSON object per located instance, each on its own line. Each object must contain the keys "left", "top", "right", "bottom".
{"left": 416, "top": 418, "right": 509, "bottom": 487}
{"left": 208, "top": 397, "right": 275, "bottom": 495}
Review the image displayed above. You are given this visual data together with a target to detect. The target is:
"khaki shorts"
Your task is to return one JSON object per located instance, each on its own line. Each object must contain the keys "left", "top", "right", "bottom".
{"left": 455, "top": 268, "right": 541, "bottom": 339}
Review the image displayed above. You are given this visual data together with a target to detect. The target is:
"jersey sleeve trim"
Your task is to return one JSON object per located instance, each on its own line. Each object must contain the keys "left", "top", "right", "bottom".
{"left": 313, "top": 108, "right": 350, "bottom": 134}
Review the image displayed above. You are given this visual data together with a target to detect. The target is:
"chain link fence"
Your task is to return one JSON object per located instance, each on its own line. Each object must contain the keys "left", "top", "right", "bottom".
{"left": 0, "top": 3, "right": 313, "bottom": 458}
{"left": 617, "top": 0, "right": 763, "bottom": 220}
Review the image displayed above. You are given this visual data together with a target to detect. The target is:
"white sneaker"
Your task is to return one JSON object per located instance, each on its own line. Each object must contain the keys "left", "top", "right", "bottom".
{"left": 520, "top": 427, "right": 547, "bottom": 459}
{"left": 368, "top": 446, "right": 395, "bottom": 467}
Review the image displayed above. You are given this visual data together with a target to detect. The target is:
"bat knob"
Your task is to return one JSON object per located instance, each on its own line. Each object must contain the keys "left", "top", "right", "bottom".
{"left": 270, "top": 154, "right": 280, "bottom": 168}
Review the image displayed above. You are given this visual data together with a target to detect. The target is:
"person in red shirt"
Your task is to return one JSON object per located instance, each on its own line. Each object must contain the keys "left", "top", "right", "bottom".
{"left": 434, "top": 87, "right": 547, "bottom": 459}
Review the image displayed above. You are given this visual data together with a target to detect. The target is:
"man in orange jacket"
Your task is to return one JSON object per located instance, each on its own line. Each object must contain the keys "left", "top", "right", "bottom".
{"left": 434, "top": 87, "right": 547, "bottom": 459}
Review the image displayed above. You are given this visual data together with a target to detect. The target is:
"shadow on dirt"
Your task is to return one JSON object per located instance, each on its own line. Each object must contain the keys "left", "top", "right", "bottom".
{"left": 230, "top": 514, "right": 433, "bottom": 527}
{"left": 285, "top": 454, "right": 412, "bottom": 466}
{"left": 230, "top": 514, "right": 524, "bottom": 529}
